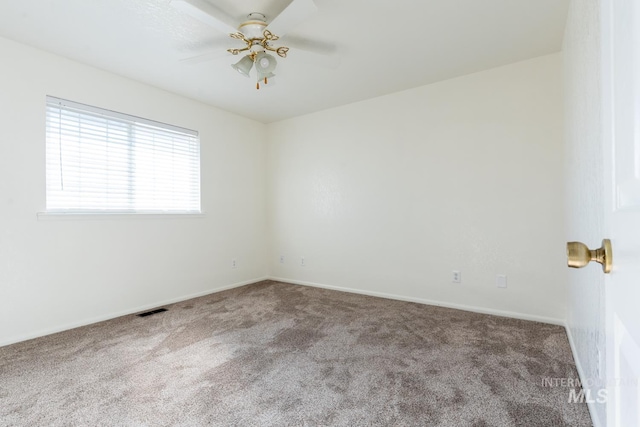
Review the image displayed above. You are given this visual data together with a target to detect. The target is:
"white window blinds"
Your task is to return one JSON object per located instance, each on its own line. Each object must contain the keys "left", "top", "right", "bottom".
{"left": 45, "top": 96, "right": 201, "bottom": 213}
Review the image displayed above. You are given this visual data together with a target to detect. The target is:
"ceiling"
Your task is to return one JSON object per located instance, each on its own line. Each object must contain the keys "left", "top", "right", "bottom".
{"left": 0, "top": 0, "right": 569, "bottom": 123}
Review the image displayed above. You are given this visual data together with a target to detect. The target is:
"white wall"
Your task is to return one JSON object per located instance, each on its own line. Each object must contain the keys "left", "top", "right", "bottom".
{"left": 0, "top": 34, "right": 569, "bottom": 346}
{"left": 563, "top": 1, "right": 606, "bottom": 425}
{"left": 267, "top": 53, "right": 566, "bottom": 323}
{"left": 0, "top": 36, "right": 268, "bottom": 346}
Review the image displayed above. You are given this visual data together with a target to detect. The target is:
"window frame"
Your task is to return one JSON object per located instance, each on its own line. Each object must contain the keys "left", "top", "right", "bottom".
{"left": 44, "top": 96, "right": 202, "bottom": 216}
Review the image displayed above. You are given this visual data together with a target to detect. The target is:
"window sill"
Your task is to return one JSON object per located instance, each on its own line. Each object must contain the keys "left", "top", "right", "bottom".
{"left": 36, "top": 212, "right": 206, "bottom": 221}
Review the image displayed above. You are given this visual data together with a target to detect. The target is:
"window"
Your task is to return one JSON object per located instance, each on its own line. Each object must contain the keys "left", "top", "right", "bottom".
{"left": 45, "top": 96, "right": 201, "bottom": 213}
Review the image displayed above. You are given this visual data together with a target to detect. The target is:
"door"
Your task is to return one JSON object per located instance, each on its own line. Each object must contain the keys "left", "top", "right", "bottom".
{"left": 602, "top": 0, "right": 640, "bottom": 425}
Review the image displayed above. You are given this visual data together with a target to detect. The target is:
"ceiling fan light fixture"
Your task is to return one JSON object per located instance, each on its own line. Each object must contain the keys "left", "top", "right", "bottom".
{"left": 256, "top": 71, "right": 275, "bottom": 89}
{"left": 255, "top": 52, "right": 277, "bottom": 74}
{"left": 257, "top": 70, "right": 275, "bottom": 82}
{"left": 226, "top": 13, "right": 289, "bottom": 89}
{"left": 231, "top": 55, "right": 254, "bottom": 77}
{"left": 173, "top": 0, "right": 328, "bottom": 91}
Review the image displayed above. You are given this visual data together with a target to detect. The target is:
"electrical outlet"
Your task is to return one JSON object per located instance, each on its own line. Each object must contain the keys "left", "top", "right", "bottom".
{"left": 496, "top": 274, "right": 507, "bottom": 288}
{"left": 280, "top": 255, "right": 284, "bottom": 264}
{"left": 300, "top": 257, "right": 305, "bottom": 267}
{"left": 452, "top": 270, "right": 461, "bottom": 283}
{"left": 231, "top": 258, "right": 237, "bottom": 269}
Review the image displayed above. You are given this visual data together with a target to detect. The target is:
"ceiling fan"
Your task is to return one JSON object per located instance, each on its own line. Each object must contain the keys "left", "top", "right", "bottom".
{"left": 171, "top": 0, "right": 332, "bottom": 89}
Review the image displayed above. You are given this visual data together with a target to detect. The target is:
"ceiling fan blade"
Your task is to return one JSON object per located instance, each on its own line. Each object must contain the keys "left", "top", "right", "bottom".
{"left": 266, "top": 0, "right": 318, "bottom": 37}
{"left": 170, "top": 0, "right": 237, "bottom": 35}
{"left": 179, "top": 50, "right": 230, "bottom": 65}
{"left": 283, "top": 35, "right": 336, "bottom": 55}
{"left": 283, "top": 36, "right": 340, "bottom": 69}
{"left": 289, "top": 49, "right": 341, "bottom": 70}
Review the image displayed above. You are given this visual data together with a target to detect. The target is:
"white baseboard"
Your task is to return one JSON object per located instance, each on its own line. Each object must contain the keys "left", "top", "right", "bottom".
{"left": 268, "top": 276, "right": 564, "bottom": 326}
{"left": 0, "top": 276, "right": 269, "bottom": 348}
{"left": 564, "top": 322, "right": 604, "bottom": 427}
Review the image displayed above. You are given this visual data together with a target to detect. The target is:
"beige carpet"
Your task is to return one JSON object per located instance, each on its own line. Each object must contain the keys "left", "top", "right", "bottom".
{"left": 0, "top": 281, "right": 591, "bottom": 426}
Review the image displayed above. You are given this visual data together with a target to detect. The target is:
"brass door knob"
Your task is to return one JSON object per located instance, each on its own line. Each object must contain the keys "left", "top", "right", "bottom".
{"left": 566, "top": 239, "right": 612, "bottom": 273}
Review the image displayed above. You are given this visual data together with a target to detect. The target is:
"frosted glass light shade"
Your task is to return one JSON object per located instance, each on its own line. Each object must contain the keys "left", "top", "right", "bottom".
{"left": 255, "top": 52, "right": 277, "bottom": 74}
{"left": 257, "top": 71, "right": 275, "bottom": 83}
{"left": 231, "top": 55, "right": 254, "bottom": 78}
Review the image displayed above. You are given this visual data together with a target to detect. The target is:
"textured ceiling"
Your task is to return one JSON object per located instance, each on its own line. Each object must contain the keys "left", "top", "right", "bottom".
{"left": 0, "top": 0, "right": 569, "bottom": 123}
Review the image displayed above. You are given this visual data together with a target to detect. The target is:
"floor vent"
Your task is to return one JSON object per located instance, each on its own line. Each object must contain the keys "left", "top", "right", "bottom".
{"left": 137, "top": 308, "right": 168, "bottom": 317}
